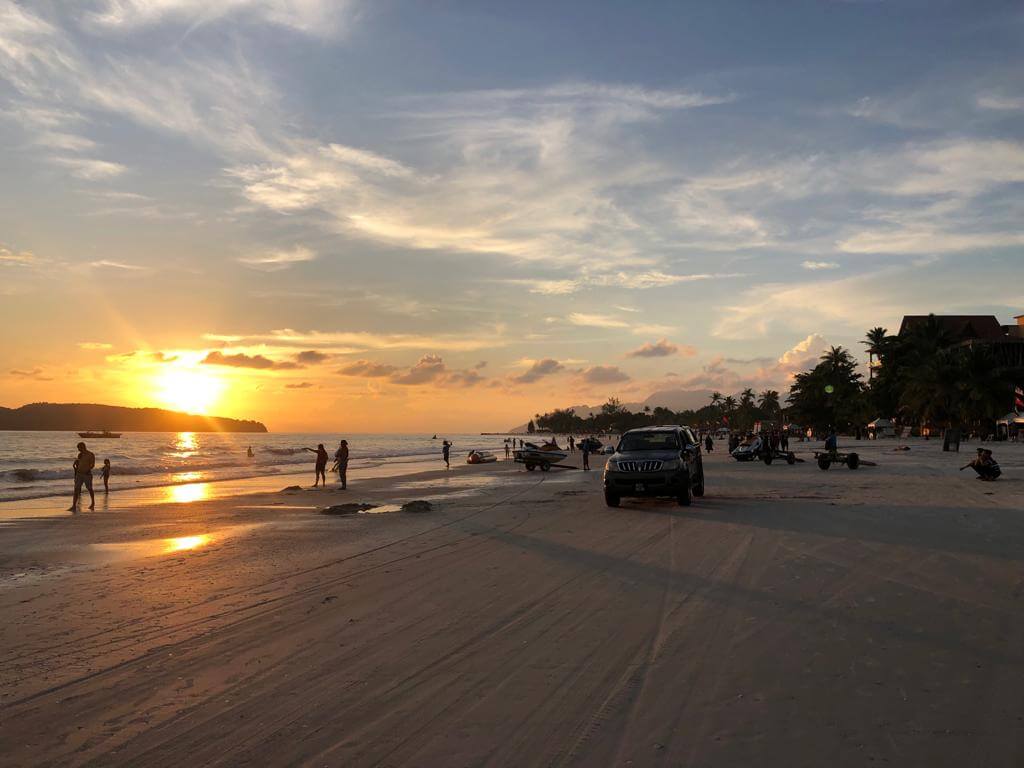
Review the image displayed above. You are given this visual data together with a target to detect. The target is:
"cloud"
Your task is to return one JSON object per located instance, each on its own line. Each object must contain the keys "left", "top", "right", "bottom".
{"left": 9, "top": 367, "right": 53, "bottom": 381}
{"left": 337, "top": 359, "right": 398, "bottom": 377}
{"left": 52, "top": 157, "right": 127, "bottom": 180}
{"left": 578, "top": 365, "right": 631, "bottom": 384}
{"left": 802, "top": 260, "right": 839, "bottom": 270}
{"left": 84, "top": 0, "right": 354, "bottom": 37}
{"left": 626, "top": 338, "right": 696, "bottom": 358}
{"left": 77, "top": 341, "right": 113, "bottom": 350}
{"left": 238, "top": 245, "right": 316, "bottom": 271}
{"left": 294, "top": 349, "right": 329, "bottom": 364}
{"left": 285, "top": 381, "right": 314, "bottom": 389}
{"left": 390, "top": 354, "right": 447, "bottom": 385}
{"left": 513, "top": 358, "right": 564, "bottom": 384}
{"left": 444, "top": 369, "right": 486, "bottom": 387}
{"left": 205, "top": 328, "right": 503, "bottom": 353}
{"left": 0, "top": 246, "right": 35, "bottom": 266}
{"left": 149, "top": 351, "right": 178, "bottom": 363}
{"left": 89, "top": 260, "right": 143, "bottom": 270}
{"left": 568, "top": 313, "right": 630, "bottom": 329}
{"left": 202, "top": 350, "right": 302, "bottom": 370}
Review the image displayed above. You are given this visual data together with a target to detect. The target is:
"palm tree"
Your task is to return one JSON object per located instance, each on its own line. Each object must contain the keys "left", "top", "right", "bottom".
{"left": 722, "top": 395, "right": 738, "bottom": 414}
{"left": 862, "top": 326, "right": 888, "bottom": 380}
{"left": 739, "top": 388, "right": 755, "bottom": 408}
{"left": 759, "top": 389, "right": 780, "bottom": 415}
{"left": 710, "top": 391, "right": 723, "bottom": 408}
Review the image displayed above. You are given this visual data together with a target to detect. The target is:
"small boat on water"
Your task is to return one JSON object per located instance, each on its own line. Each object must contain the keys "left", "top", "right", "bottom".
{"left": 78, "top": 430, "right": 122, "bottom": 439}
{"left": 467, "top": 450, "right": 497, "bottom": 464}
{"left": 513, "top": 441, "right": 568, "bottom": 471}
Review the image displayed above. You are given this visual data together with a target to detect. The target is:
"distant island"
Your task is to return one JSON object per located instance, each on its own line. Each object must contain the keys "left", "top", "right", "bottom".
{"left": 0, "top": 403, "right": 268, "bottom": 433}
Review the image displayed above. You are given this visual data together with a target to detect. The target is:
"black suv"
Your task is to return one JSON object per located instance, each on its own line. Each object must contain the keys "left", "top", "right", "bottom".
{"left": 602, "top": 426, "right": 705, "bottom": 507}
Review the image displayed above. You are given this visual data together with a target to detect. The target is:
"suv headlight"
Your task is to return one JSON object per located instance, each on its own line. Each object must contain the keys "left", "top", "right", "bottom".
{"left": 606, "top": 459, "right": 618, "bottom": 470}
{"left": 661, "top": 459, "right": 681, "bottom": 470}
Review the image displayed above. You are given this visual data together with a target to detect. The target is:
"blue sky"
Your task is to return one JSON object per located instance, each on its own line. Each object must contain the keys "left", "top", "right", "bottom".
{"left": 1, "top": 0, "right": 1022, "bottom": 429}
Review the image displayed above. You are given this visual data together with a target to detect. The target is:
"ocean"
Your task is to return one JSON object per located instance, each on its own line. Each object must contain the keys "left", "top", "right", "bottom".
{"left": 0, "top": 431, "right": 523, "bottom": 503}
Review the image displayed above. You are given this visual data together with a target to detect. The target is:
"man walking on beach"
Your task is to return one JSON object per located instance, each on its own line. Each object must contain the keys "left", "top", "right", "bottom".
{"left": 334, "top": 440, "right": 349, "bottom": 489}
{"left": 69, "top": 441, "right": 96, "bottom": 511}
{"left": 581, "top": 439, "right": 591, "bottom": 471}
{"left": 442, "top": 440, "right": 451, "bottom": 469}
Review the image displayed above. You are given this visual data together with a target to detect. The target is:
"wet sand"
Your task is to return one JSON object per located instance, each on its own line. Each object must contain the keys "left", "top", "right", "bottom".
{"left": 2, "top": 441, "right": 1024, "bottom": 766}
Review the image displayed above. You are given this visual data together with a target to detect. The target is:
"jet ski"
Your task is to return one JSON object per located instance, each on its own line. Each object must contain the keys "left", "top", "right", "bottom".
{"left": 513, "top": 441, "right": 568, "bottom": 471}
{"left": 467, "top": 450, "right": 497, "bottom": 464}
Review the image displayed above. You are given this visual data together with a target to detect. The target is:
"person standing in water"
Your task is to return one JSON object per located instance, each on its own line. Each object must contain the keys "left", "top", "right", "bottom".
{"left": 101, "top": 459, "right": 111, "bottom": 493}
{"left": 304, "top": 443, "right": 329, "bottom": 487}
{"left": 247, "top": 446, "right": 254, "bottom": 458}
{"left": 442, "top": 440, "right": 452, "bottom": 469}
{"left": 581, "top": 439, "right": 591, "bottom": 471}
{"left": 334, "top": 440, "right": 349, "bottom": 489}
{"left": 69, "top": 442, "right": 96, "bottom": 511}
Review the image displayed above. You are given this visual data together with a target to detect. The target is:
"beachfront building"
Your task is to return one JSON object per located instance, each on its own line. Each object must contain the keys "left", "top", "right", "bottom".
{"left": 898, "top": 313, "right": 1024, "bottom": 416}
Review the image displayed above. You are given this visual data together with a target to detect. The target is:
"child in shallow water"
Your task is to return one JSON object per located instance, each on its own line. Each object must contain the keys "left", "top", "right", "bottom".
{"left": 101, "top": 459, "right": 111, "bottom": 492}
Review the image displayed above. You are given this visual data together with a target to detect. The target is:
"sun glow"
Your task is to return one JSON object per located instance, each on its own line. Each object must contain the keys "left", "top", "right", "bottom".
{"left": 154, "top": 367, "right": 226, "bottom": 415}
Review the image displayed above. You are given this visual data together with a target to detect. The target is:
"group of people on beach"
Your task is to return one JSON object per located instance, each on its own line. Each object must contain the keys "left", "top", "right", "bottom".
{"left": 303, "top": 440, "right": 349, "bottom": 488}
{"left": 68, "top": 442, "right": 110, "bottom": 511}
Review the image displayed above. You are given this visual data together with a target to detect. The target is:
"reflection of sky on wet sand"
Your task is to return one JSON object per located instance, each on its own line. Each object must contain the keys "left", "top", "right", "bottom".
{"left": 164, "top": 534, "right": 211, "bottom": 553}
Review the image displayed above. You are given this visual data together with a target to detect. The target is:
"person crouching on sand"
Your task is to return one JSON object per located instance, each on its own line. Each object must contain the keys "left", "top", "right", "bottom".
{"left": 101, "top": 459, "right": 111, "bottom": 493}
{"left": 962, "top": 448, "right": 1001, "bottom": 481}
{"left": 334, "top": 440, "right": 349, "bottom": 489}
{"left": 69, "top": 441, "right": 96, "bottom": 511}
{"left": 304, "top": 443, "right": 329, "bottom": 487}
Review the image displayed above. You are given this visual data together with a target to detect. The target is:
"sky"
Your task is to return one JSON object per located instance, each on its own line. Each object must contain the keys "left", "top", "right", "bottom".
{"left": 1, "top": 0, "right": 1022, "bottom": 432}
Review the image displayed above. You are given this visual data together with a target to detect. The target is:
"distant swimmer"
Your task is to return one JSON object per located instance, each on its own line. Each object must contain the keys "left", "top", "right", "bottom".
{"left": 69, "top": 441, "right": 96, "bottom": 511}
{"left": 304, "top": 443, "right": 330, "bottom": 487}
{"left": 442, "top": 440, "right": 452, "bottom": 469}
{"left": 247, "top": 446, "right": 254, "bottom": 458}
{"left": 334, "top": 439, "right": 349, "bottom": 489}
{"left": 101, "top": 459, "right": 111, "bottom": 492}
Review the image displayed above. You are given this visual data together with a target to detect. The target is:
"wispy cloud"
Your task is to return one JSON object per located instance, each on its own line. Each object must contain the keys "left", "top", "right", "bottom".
{"left": 626, "top": 338, "right": 696, "bottom": 358}
{"left": 202, "top": 350, "right": 303, "bottom": 370}
{"left": 238, "top": 245, "right": 316, "bottom": 271}
{"left": 577, "top": 365, "right": 630, "bottom": 385}
{"left": 77, "top": 341, "right": 113, "bottom": 350}
{"left": 802, "top": 260, "right": 839, "bottom": 270}
{"left": 513, "top": 358, "right": 564, "bottom": 384}
{"left": 337, "top": 359, "right": 399, "bottom": 377}
{"left": 9, "top": 366, "right": 53, "bottom": 381}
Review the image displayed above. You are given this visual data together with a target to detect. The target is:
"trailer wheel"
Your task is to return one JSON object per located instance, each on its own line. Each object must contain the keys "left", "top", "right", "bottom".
{"left": 847, "top": 452, "right": 860, "bottom": 470}
{"left": 817, "top": 456, "right": 831, "bottom": 471}
{"left": 540, "top": 461, "right": 551, "bottom": 472}
{"left": 787, "top": 452, "right": 796, "bottom": 465}
{"left": 763, "top": 451, "right": 773, "bottom": 465}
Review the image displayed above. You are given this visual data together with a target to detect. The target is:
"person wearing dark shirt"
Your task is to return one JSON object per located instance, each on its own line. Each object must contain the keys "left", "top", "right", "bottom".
{"left": 305, "top": 443, "right": 330, "bottom": 487}
{"left": 442, "top": 440, "right": 452, "bottom": 469}
{"left": 69, "top": 442, "right": 96, "bottom": 511}
{"left": 101, "top": 459, "right": 111, "bottom": 493}
{"left": 334, "top": 440, "right": 349, "bottom": 489}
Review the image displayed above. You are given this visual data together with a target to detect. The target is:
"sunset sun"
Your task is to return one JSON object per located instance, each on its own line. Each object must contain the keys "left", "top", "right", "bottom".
{"left": 153, "top": 368, "right": 226, "bottom": 415}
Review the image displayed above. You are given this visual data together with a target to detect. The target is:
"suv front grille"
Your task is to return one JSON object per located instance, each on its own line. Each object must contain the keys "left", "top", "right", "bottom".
{"left": 616, "top": 460, "right": 663, "bottom": 473}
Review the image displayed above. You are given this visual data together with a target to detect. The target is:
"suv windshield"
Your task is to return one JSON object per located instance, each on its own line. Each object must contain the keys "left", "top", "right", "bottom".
{"left": 618, "top": 432, "right": 680, "bottom": 452}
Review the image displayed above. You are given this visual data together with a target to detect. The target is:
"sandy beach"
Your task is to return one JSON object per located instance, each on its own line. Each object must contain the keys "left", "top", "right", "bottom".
{"left": 2, "top": 440, "right": 1024, "bottom": 766}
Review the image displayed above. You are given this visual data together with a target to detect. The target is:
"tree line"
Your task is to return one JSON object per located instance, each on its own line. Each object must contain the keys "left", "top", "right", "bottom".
{"left": 529, "top": 314, "right": 1016, "bottom": 439}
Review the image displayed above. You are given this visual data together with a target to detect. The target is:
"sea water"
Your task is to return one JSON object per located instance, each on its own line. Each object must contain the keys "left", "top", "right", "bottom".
{"left": 0, "top": 431, "right": 523, "bottom": 503}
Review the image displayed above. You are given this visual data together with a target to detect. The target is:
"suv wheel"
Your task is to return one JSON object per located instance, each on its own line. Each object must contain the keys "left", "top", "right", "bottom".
{"left": 692, "top": 468, "right": 705, "bottom": 497}
{"left": 677, "top": 477, "right": 692, "bottom": 506}
{"left": 604, "top": 490, "right": 620, "bottom": 507}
